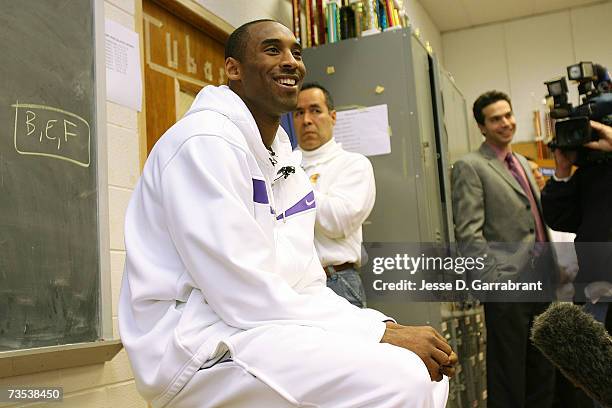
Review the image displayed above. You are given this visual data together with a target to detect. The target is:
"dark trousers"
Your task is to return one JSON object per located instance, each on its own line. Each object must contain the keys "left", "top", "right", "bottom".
{"left": 484, "top": 302, "right": 555, "bottom": 408}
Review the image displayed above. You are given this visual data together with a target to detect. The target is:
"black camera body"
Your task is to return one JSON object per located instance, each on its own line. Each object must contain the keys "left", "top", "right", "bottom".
{"left": 545, "top": 62, "right": 612, "bottom": 165}
{"left": 552, "top": 94, "right": 612, "bottom": 149}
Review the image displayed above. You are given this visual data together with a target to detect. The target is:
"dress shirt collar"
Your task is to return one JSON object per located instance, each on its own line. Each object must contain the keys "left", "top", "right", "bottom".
{"left": 486, "top": 141, "right": 513, "bottom": 162}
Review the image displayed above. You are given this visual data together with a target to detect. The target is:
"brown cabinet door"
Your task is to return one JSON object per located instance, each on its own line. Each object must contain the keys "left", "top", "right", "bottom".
{"left": 142, "top": 0, "right": 227, "bottom": 154}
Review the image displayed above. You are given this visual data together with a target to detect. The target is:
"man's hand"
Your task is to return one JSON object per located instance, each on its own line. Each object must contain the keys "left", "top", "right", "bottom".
{"left": 551, "top": 147, "right": 576, "bottom": 178}
{"left": 381, "top": 322, "right": 457, "bottom": 382}
{"left": 441, "top": 351, "right": 458, "bottom": 378}
{"left": 585, "top": 121, "right": 612, "bottom": 152}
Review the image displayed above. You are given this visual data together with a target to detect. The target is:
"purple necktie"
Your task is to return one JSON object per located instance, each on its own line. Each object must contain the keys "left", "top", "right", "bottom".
{"left": 504, "top": 154, "right": 532, "bottom": 197}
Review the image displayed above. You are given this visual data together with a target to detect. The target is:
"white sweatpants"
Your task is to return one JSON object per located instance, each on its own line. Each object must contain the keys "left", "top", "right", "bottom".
{"left": 166, "top": 325, "right": 449, "bottom": 408}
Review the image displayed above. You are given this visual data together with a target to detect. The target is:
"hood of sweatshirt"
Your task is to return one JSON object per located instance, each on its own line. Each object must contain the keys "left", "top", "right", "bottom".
{"left": 184, "top": 85, "right": 298, "bottom": 181}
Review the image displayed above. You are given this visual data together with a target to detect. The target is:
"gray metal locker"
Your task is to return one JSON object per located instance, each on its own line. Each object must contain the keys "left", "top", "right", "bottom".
{"left": 302, "top": 28, "right": 450, "bottom": 245}
{"left": 438, "top": 69, "right": 472, "bottom": 164}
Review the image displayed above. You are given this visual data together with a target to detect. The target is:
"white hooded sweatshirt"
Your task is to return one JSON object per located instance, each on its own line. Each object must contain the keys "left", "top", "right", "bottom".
{"left": 119, "top": 85, "right": 390, "bottom": 407}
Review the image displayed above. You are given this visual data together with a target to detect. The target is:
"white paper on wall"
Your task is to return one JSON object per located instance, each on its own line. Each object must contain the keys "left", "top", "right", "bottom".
{"left": 105, "top": 20, "right": 142, "bottom": 111}
{"left": 333, "top": 104, "right": 391, "bottom": 157}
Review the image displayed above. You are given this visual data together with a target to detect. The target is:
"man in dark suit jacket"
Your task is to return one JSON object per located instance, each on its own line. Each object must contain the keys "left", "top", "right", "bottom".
{"left": 451, "top": 91, "right": 556, "bottom": 408}
{"left": 542, "top": 120, "right": 612, "bottom": 309}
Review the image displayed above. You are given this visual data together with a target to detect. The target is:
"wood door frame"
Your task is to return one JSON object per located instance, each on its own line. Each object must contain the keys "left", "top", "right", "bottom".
{"left": 174, "top": 77, "right": 201, "bottom": 118}
{"left": 135, "top": 0, "right": 233, "bottom": 168}
{"left": 151, "top": 0, "right": 232, "bottom": 43}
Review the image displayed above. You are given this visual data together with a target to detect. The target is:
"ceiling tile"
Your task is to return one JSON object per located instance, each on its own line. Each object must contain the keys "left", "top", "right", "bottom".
{"left": 533, "top": 0, "right": 602, "bottom": 15}
{"left": 422, "top": 0, "right": 611, "bottom": 32}
{"left": 418, "top": 0, "right": 472, "bottom": 31}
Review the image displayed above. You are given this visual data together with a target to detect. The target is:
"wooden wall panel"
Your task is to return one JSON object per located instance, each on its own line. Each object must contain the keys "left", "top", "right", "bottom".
{"left": 142, "top": 0, "right": 227, "bottom": 152}
{"left": 144, "top": 67, "right": 176, "bottom": 153}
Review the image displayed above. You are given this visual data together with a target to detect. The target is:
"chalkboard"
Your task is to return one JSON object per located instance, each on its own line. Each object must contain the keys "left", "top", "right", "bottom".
{"left": 0, "top": 0, "right": 104, "bottom": 351}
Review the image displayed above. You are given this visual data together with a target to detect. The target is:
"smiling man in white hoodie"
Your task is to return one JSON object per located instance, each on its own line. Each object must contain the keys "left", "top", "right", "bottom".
{"left": 119, "top": 20, "right": 455, "bottom": 408}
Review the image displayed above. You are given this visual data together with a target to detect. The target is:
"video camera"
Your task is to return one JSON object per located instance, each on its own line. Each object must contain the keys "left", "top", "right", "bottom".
{"left": 544, "top": 62, "right": 612, "bottom": 164}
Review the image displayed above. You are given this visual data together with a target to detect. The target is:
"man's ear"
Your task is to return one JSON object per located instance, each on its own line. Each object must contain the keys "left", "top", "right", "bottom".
{"left": 330, "top": 109, "right": 337, "bottom": 126}
{"left": 478, "top": 123, "right": 487, "bottom": 136}
{"left": 225, "top": 57, "right": 241, "bottom": 82}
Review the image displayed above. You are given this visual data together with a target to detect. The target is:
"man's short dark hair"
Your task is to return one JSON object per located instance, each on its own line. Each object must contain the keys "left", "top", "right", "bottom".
{"left": 472, "top": 90, "right": 512, "bottom": 125}
{"left": 301, "top": 82, "right": 335, "bottom": 111}
{"left": 225, "top": 19, "right": 276, "bottom": 61}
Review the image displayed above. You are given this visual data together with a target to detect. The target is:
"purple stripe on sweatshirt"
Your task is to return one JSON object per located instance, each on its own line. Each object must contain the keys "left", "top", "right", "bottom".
{"left": 252, "top": 179, "right": 269, "bottom": 204}
{"left": 277, "top": 191, "right": 316, "bottom": 220}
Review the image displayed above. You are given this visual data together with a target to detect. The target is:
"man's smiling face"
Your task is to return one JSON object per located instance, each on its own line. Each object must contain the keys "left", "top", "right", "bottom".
{"left": 479, "top": 100, "right": 516, "bottom": 148}
{"left": 237, "top": 21, "right": 306, "bottom": 116}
